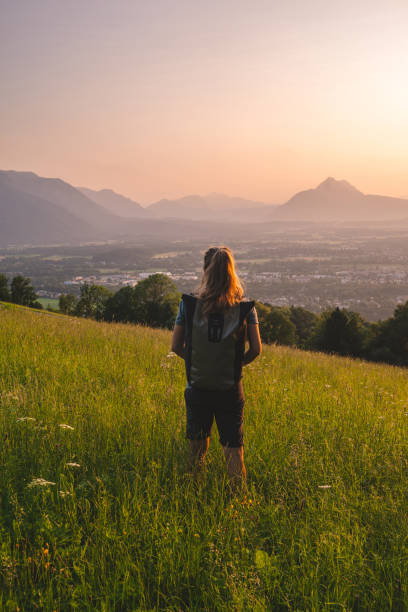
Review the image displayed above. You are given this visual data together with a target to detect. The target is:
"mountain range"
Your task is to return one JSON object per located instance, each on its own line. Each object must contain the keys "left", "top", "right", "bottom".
{"left": 77, "top": 187, "right": 273, "bottom": 221}
{"left": 1, "top": 170, "right": 408, "bottom": 247}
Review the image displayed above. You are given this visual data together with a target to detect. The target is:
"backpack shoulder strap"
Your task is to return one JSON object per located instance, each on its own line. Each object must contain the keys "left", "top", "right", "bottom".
{"left": 181, "top": 293, "right": 197, "bottom": 332}
{"left": 181, "top": 294, "right": 197, "bottom": 384}
{"left": 239, "top": 300, "right": 255, "bottom": 325}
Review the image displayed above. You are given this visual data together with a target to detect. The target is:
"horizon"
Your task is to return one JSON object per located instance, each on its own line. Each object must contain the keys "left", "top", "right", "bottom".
{"left": 3, "top": 169, "right": 408, "bottom": 208}
{"left": 1, "top": 1, "right": 408, "bottom": 204}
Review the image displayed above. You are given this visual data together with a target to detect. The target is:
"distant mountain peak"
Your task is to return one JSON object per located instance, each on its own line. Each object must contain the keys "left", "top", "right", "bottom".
{"left": 316, "top": 177, "right": 360, "bottom": 193}
{"left": 98, "top": 188, "right": 117, "bottom": 195}
{"left": 206, "top": 191, "right": 227, "bottom": 199}
{"left": 77, "top": 185, "right": 145, "bottom": 216}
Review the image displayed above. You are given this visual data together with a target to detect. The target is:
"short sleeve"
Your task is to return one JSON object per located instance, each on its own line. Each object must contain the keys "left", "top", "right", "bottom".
{"left": 175, "top": 300, "right": 185, "bottom": 326}
{"left": 246, "top": 306, "right": 259, "bottom": 325}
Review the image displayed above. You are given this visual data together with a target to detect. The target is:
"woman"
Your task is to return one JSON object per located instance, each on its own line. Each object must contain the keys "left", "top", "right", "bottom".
{"left": 171, "top": 246, "right": 262, "bottom": 484}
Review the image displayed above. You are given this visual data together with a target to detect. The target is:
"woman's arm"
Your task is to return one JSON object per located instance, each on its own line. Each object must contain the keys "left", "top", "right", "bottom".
{"left": 171, "top": 324, "right": 186, "bottom": 359}
{"left": 243, "top": 323, "right": 262, "bottom": 365}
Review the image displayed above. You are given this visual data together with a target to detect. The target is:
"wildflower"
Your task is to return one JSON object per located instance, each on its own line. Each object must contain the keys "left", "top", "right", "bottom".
{"left": 66, "top": 462, "right": 80, "bottom": 468}
{"left": 27, "top": 478, "right": 56, "bottom": 488}
{"left": 166, "top": 352, "right": 177, "bottom": 358}
{"left": 318, "top": 485, "right": 331, "bottom": 489}
{"left": 16, "top": 417, "right": 36, "bottom": 423}
{"left": 194, "top": 533, "right": 200, "bottom": 538}
{"left": 59, "top": 424, "right": 74, "bottom": 430}
{"left": 59, "top": 491, "right": 72, "bottom": 498}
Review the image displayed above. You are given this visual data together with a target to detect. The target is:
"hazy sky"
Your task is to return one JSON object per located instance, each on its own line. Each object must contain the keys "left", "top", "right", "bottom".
{"left": 1, "top": 1, "right": 408, "bottom": 204}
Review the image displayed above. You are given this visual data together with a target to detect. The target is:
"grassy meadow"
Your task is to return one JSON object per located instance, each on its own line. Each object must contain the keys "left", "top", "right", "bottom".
{"left": 36, "top": 298, "right": 60, "bottom": 311}
{"left": 1, "top": 301, "right": 408, "bottom": 610}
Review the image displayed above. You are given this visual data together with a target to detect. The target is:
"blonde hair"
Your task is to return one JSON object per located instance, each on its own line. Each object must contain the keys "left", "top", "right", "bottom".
{"left": 197, "top": 246, "right": 244, "bottom": 315}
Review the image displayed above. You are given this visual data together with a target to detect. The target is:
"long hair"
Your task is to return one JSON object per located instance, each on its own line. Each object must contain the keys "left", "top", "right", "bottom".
{"left": 197, "top": 246, "right": 244, "bottom": 315}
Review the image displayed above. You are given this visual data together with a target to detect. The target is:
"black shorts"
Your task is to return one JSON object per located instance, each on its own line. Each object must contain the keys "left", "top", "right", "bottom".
{"left": 185, "top": 381, "right": 245, "bottom": 448}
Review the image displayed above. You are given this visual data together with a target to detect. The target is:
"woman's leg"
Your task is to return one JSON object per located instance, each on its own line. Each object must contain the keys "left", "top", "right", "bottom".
{"left": 217, "top": 385, "right": 246, "bottom": 485}
{"left": 188, "top": 437, "right": 210, "bottom": 471}
{"left": 222, "top": 445, "right": 246, "bottom": 484}
{"left": 185, "top": 386, "right": 213, "bottom": 472}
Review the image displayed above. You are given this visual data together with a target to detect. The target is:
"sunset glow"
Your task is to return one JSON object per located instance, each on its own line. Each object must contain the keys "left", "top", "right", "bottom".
{"left": 1, "top": 0, "right": 408, "bottom": 203}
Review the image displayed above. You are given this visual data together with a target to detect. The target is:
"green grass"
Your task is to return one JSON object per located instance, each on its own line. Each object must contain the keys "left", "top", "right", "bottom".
{"left": 1, "top": 304, "right": 408, "bottom": 610}
{"left": 37, "top": 298, "right": 60, "bottom": 310}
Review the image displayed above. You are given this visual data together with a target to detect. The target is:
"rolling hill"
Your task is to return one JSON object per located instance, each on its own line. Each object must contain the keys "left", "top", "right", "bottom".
{"left": 1, "top": 303, "right": 408, "bottom": 609}
{"left": 146, "top": 192, "right": 274, "bottom": 221}
{"left": 0, "top": 170, "right": 125, "bottom": 231}
{"left": 0, "top": 176, "right": 94, "bottom": 245}
{"left": 0, "top": 170, "right": 131, "bottom": 246}
{"left": 78, "top": 186, "right": 148, "bottom": 218}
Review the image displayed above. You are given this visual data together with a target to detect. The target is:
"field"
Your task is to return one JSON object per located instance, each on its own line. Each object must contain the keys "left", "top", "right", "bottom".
{"left": 1, "top": 303, "right": 408, "bottom": 610}
{"left": 37, "top": 298, "right": 60, "bottom": 310}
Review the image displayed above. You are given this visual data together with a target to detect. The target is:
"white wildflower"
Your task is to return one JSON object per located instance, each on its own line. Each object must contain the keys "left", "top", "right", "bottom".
{"left": 16, "top": 417, "right": 36, "bottom": 423}
{"left": 66, "top": 462, "right": 80, "bottom": 468}
{"left": 59, "top": 490, "right": 72, "bottom": 498}
{"left": 166, "top": 352, "right": 177, "bottom": 358}
{"left": 318, "top": 485, "right": 332, "bottom": 489}
{"left": 59, "top": 424, "right": 74, "bottom": 430}
{"left": 27, "top": 478, "right": 56, "bottom": 488}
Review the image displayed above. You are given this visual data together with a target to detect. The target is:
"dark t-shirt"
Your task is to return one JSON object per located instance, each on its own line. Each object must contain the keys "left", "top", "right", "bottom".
{"left": 175, "top": 300, "right": 258, "bottom": 326}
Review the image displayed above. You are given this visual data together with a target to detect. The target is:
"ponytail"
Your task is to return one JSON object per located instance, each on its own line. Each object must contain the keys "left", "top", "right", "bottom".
{"left": 197, "top": 246, "right": 244, "bottom": 315}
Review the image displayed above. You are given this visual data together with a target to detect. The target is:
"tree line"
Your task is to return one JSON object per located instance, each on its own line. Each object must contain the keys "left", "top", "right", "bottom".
{"left": 0, "top": 274, "right": 43, "bottom": 309}
{"left": 1, "top": 272, "right": 408, "bottom": 367}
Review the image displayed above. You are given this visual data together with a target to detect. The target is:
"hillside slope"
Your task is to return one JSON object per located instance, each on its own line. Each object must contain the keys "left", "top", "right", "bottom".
{"left": 1, "top": 306, "right": 408, "bottom": 610}
{"left": 0, "top": 179, "right": 94, "bottom": 245}
{"left": 78, "top": 186, "right": 148, "bottom": 218}
{"left": 146, "top": 193, "right": 274, "bottom": 222}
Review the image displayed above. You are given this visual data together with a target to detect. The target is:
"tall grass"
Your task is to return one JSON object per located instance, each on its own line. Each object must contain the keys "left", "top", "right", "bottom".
{"left": 1, "top": 302, "right": 408, "bottom": 610}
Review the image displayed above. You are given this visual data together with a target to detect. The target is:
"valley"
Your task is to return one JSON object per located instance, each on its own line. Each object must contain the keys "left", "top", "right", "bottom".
{"left": 2, "top": 223, "right": 408, "bottom": 321}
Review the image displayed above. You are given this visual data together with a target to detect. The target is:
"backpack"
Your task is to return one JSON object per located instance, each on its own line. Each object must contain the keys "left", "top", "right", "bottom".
{"left": 182, "top": 293, "right": 255, "bottom": 391}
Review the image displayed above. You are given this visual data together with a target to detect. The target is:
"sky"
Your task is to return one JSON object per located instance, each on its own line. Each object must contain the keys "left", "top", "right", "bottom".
{"left": 1, "top": 0, "right": 408, "bottom": 204}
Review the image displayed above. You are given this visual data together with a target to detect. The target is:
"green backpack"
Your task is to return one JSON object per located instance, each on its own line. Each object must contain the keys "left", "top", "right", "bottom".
{"left": 182, "top": 294, "right": 255, "bottom": 391}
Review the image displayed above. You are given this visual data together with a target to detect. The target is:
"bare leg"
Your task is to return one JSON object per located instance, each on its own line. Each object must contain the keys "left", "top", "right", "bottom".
{"left": 188, "top": 437, "right": 210, "bottom": 472}
{"left": 222, "top": 446, "right": 246, "bottom": 487}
